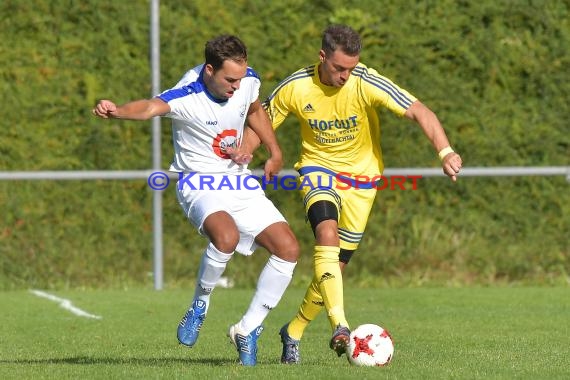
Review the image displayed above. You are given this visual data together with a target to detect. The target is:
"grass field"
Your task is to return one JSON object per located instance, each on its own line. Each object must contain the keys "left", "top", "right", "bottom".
{"left": 1, "top": 287, "right": 568, "bottom": 379}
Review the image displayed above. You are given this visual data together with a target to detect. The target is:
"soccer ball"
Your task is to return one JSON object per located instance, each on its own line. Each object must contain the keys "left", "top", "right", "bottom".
{"left": 347, "top": 324, "right": 394, "bottom": 366}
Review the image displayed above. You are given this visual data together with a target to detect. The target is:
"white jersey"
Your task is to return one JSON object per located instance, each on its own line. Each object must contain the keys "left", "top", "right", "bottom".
{"left": 157, "top": 64, "right": 260, "bottom": 174}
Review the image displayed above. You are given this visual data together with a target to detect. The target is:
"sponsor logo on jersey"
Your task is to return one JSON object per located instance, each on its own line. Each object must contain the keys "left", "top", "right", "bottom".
{"left": 308, "top": 116, "right": 357, "bottom": 131}
{"left": 212, "top": 129, "right": 240, "bottom": 159}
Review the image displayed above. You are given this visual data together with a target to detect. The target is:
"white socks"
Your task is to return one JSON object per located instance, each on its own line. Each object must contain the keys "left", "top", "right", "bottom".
{"left": 192, "top": 245, "right": 297, "bottom": 335}
{"left": 238, "top": 255, "right": 296, "bottom": 334}
{"left": 193, "top": 242, "right": 233, "bottom": 312}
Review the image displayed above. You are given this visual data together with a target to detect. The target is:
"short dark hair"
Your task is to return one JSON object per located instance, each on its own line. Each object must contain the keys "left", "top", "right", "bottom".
{"left": 204, "top": 35, "right": 248, "bottom": 71}
{"left": 321, "top": 25, "right": 361, "bottom": 56}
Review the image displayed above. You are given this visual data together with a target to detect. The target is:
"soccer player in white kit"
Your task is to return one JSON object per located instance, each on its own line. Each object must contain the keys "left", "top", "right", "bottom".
{"left": 92, "top": 35, "right": 299, "bottom": 366}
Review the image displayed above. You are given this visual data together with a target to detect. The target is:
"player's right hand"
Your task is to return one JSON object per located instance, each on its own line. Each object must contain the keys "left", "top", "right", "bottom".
{"left": 92, "top": 100, "right": 117, "bottom": 119}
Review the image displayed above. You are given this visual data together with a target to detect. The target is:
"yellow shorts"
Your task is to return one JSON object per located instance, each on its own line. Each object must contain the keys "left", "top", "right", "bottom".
{"left": 298, "top": 172, "right": 377, "bottom": 251}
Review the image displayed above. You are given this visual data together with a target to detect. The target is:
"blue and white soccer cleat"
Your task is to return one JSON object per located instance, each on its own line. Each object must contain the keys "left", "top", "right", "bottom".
{"left": 279, "top": 323, "right": 300, "bottom": 364}
{"left": 228, "top": 324, "right": 264, "bottom": 366}
{"left": 177, "top": 299, "right": 207, "bottom": 347}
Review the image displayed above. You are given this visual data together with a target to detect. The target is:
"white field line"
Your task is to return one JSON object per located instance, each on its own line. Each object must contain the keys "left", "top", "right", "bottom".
{"left": 29, "top": 289, "right": 102, "bottom": 320}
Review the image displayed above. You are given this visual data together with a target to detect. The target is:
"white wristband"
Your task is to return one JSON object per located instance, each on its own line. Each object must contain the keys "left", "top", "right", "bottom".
{"left": 438, "top": 147, "right": 454, "bottom": 160}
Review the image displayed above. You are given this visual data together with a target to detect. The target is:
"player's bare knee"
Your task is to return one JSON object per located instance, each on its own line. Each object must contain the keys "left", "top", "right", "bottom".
{"left": 315, "top": 223, "right": 339, "bottom": 244}
{"left": 256, "top": 223, "right": 299, "bottom": 262}
{"left": 284, "top": 238, "right": 301, "bottom": 262}
{"left": 210, "top": 230, "right": 239, "bottom": 253}
{"left": 273, "top": 233, "right": 300, "bottom": 262}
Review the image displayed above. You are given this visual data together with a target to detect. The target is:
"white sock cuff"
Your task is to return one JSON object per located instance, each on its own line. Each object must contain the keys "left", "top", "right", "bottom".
{"left": 206, "top": 242, "right": 233, "bottom": 263}
{"left": 268, "top": 255, "right": 296, "bottom": 277}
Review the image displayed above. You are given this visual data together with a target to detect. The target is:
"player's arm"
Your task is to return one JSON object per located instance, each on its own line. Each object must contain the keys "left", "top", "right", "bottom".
{"left": 246, "top": 99, "right": 283, "bottom": 178}
{"left": 240, "top": 127, "right": 262, "bottom": 155}
{"left": 92, "top": 98, "right": 170, "bottom": 121}
{"left": 404, "top": 100, "right": 463, "bottom": 181}
{"left": 242, "top": 87, "right": 291, "bottom": 154}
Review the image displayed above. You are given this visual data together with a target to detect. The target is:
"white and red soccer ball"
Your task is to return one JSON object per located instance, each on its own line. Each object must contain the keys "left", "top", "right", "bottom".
{"left": 347, "top": 324, "right": 394, "bottom": 366}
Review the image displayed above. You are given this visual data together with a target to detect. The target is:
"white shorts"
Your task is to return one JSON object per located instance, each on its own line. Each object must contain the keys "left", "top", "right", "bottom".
{"left": 175, "top": 173, "right": 287, "bottom": 255}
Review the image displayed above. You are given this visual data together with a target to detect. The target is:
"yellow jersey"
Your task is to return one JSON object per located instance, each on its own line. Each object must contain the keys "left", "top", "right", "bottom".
{"left": 263, "top": 62, "right": 417, "bottom": 177}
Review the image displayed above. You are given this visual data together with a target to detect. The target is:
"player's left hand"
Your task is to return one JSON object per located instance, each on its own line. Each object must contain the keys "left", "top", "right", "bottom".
{"left": 442, "top": 152, "right": 463, "bottom": 182}
{"left": 225, "top": 147, "right": 253, "bottom": 165}
{"left": 263, "top": 156, "right": 283, "bottom": 180}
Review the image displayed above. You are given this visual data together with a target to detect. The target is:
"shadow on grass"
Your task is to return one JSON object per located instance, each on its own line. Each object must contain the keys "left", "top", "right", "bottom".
{"left": 1, "top": 355, "right": 235, "bottom": 366}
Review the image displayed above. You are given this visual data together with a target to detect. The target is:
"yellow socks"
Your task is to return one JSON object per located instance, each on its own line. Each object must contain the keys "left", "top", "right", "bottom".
{"left": 287, "top": 276, "right": 324, "bottom": 340}
{"left": 314, "top": 245, "right": 348, "bottom": 329}
{"left": 287, "top": 245, "right": 349, "bottom": 339}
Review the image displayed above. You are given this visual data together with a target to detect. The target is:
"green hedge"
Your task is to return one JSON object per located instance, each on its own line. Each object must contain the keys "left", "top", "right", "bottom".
{"left": 1, "top": 0, "right": 568, "bottom": 289}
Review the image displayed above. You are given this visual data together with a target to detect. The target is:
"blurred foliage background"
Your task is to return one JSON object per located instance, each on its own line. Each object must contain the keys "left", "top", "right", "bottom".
{"left": 0, "top": 0, "right": 568, "bottom": 290}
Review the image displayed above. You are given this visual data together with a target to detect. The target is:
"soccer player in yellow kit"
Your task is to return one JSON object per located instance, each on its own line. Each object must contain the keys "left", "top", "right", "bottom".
{"left": 243, "top": 24, "right": 463, "bottom": 363}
